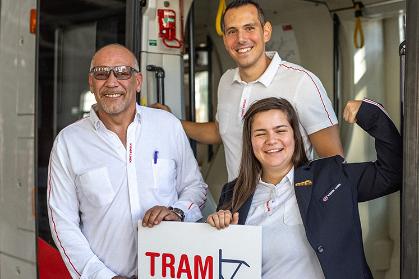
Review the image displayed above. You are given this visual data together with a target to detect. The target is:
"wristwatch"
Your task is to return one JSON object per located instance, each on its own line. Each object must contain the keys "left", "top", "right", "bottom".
{"left": 168, "top": 206, "right": 185, "bottom": 222}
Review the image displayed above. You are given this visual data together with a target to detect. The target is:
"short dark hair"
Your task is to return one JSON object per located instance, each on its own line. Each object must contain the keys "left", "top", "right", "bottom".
{"left": 221, "top": 0, "right": 266, "bottom": 33}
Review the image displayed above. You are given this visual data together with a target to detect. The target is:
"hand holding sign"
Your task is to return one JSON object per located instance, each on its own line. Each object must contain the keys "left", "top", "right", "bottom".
{"left": 142, "top": 206, "right": 181, "bottom": 227}
{"left": 207, "top": 210, "right": 239, "bottom": 229}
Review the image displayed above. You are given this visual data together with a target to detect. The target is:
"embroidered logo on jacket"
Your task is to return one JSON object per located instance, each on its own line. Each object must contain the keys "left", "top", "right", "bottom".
{"left": 295, "top": 180, "right": 312, "bottom": 187}
{"left": 322, "top": 183, "right": 342, "bottom": 202}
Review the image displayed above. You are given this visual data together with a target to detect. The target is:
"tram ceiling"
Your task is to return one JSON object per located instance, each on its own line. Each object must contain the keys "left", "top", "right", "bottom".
{"left": 295, "top": 0, "right": 405, "bottom": 10}
{"left": 325, "top": 0, "right": 405, "bottom": 10}
{"left": 236, "top": 0, "right": 406, "bottom": 19}
{"left": 40, "top": 0, "right": 125, "bottom": 26}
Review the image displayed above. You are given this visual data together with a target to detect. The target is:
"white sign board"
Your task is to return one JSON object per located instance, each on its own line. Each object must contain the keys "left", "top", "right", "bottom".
{"left": 138, "top": 221, "right": 262, "bottom": 279}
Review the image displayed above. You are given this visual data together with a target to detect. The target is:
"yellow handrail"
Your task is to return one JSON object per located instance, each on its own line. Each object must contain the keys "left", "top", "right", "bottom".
{"left": 215, "top": 0, "right": 226, "bottom": 36}
{"left": 353, "top": 2, "right": 365, "bottom": 48}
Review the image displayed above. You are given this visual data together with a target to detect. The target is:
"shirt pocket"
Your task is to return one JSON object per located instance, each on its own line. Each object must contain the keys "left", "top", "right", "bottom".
{"left": 78, "top": 167, "right": 115, "bottom": 207}
{"left": 152, "top": 159, "right": 177, "bottom": 196}
{"left": 217, "top": 104, "right": 232, "bottom": 136}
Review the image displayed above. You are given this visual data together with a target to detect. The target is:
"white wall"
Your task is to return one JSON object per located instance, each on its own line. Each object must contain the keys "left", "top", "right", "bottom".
{"left": 266, "top": 3, "right": 334, "bottom": 98}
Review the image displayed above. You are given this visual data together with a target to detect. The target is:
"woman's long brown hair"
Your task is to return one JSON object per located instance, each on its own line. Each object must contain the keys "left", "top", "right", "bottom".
{"left": 221, "top": 97, "right": 309, "bottom": 212}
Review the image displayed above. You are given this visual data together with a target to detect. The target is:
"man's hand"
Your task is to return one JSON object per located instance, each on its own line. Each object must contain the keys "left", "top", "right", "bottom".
{"left": 142, "top": 206, "right": 180, "bottom": 227}
{"left": 151, "top": 103, "right": 222, "bottom": 144}
{"left": 207, "top": 210, "right": 239, "bottom": 230}
{"left": 150, "top": 103, "right": 172, "bottom": 113}
{"left": 343, "top": 100, "right": 362, "bottom": 124}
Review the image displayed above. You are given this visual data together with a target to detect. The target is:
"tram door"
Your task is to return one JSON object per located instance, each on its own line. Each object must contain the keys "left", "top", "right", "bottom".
{"left": 36, "top": 0, "right": 137, "bottom": 275}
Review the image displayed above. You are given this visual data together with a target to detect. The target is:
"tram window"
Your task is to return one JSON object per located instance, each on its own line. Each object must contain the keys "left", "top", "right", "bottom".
{"left": 195, "top": 71, "right": 209, "bottom": 123}
{"left": 197, "top": 50, "right": 208, "bottom": 67}
{"left": 80, "top": 90, "right": 96, "bottom": 118}
{"left": 195, "top": 51, "right": 209, "bottom": 123}
{"left": 399, "top": 13, "right": 406, "bottom": 43}
{"left": 37, "top": 0, "right": 126, "bottom": 246}
{"left": 183, "top": 46, "right": 216, "bottom": 165}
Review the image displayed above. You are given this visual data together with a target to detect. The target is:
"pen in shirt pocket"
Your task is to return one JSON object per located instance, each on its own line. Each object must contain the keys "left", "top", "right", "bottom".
{"left": 152, "top": 150, "right": 158, "bottom": 188}
{"left": 153, "top": 150, "right": 159, "bottom": 164}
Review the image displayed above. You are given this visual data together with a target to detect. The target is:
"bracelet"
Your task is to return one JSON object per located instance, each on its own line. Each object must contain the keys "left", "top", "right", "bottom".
{"left": 168, "top": 206, "right": 185, "bottom": 222}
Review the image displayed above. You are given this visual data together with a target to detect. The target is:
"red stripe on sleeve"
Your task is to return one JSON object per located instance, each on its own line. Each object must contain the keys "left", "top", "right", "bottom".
{"left": 280, "top": 64, "right": 334, "bottom": 125}
{"left": 47, "top": 161, "right": 82, "bottom": 277}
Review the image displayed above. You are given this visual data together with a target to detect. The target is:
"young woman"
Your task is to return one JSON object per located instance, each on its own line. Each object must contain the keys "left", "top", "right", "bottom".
{"left": 207, "top": 97, "right": 402, "bottom": 279}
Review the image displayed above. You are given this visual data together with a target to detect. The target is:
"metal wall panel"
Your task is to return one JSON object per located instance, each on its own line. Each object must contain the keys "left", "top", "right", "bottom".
{"left": 0, "top": 0, "right": 36, "bottom": 276}
{"left": 402, "top": 0, "right": 419, "bottom": 277}
{"left": 0, "top": 254, "right": 36, "bottom": 279}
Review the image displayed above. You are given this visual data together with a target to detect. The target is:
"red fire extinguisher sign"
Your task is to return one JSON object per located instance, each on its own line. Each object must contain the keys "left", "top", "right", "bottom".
{"left": 158, "top": 9, "right": 182, "bottom": 48}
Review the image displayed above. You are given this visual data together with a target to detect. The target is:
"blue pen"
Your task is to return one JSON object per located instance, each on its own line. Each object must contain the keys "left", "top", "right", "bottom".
{"left": 153, "top": 150, "right": 158, "bottom": 164}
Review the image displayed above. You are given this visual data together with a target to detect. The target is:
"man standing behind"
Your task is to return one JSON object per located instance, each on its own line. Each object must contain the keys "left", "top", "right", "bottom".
{"left": 47, "top": 44, "right": 207, "bottom": 278}
{"left": 154, "top": 0, "right": 343, "bottom": 181}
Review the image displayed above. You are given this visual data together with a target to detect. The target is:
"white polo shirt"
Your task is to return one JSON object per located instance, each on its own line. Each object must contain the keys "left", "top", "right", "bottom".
{"left": 48, "top": 104, "right": 207, "bottom": 278}
{"left": 216, "top": 52, "right": 338, "bottom": 181}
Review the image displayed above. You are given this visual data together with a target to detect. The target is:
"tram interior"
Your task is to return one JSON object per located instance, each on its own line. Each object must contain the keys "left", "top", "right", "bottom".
{"left": 32, "top": 0, "right": 405, "bottom": 278}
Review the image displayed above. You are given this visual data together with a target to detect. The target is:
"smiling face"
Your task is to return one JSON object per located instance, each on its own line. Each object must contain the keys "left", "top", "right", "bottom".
{"left": 251, "top": 109, "right": 295, "bottom": 178}
{"left": 88, "top": 45, "right": 142, "bottom": 121}
{"left": 222, "top": 4, "right": 272, "bottom": 75}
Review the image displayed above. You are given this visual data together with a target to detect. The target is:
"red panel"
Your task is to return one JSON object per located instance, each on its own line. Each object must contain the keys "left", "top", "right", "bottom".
{"left": 37, "top": 237, "right": 71, "bottom": 279}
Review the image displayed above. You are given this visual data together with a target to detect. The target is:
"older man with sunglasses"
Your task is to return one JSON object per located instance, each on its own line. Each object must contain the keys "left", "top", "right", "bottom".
{"left": 47, "top": 44, "right": 207, "bottom": 279}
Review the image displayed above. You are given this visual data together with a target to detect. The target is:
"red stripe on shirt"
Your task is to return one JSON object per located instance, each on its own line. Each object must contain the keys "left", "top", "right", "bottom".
{"left": 280, "top": 64, "right": 334, "bottom": 125}
{"left": 266, "top": 201, "right": 271, "bottom": 212}
{"left": 199, "top": 197, "right": 208, "bottom": 209}
{"left": 362, "top": 98, "right": 389, "bottom": 117}
{"left": 197, "top": 190, "right": 208, "bottom": 209}
{"left": 47, "top": 160, "right": 81, "bottom": 277}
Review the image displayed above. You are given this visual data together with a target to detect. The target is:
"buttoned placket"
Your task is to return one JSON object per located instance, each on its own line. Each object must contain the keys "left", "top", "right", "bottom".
{"left": 262, "top": 183, "right": 282, "bottom": 216}
{"left": 126, "top": 121, "right": 141, "bottom": 232}
{"left": 96, "top": 120, "right": 126, "bottom": 160}
{"left": 259, "top": 174, "right": 293, "bottom": 217}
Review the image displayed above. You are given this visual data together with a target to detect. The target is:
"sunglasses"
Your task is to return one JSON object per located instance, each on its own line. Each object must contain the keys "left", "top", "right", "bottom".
{"left": 90, "top": 65, "right": 139, "bottom": 80}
